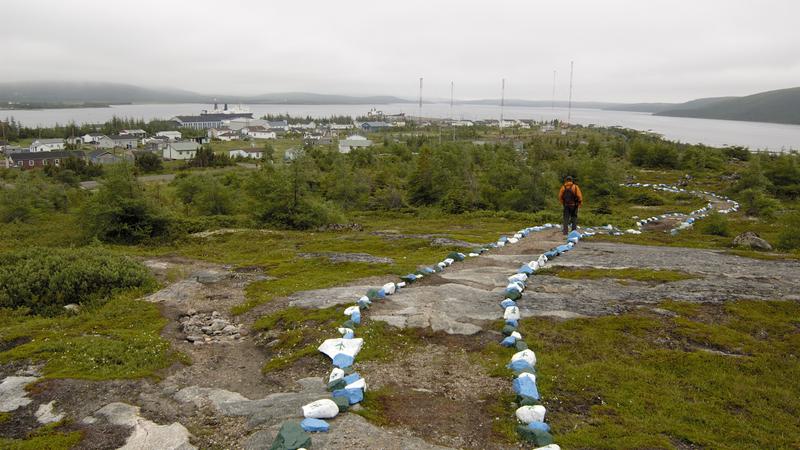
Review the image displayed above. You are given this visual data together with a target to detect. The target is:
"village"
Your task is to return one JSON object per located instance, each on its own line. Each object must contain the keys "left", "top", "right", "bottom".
{"left": 0, "top": 104, "right": 548, "bottom": 170}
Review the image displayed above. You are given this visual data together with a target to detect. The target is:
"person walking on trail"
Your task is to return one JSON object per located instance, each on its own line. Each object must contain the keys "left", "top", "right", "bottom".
{"left": 559, "top": 176, "right": 583, "bottom": 234}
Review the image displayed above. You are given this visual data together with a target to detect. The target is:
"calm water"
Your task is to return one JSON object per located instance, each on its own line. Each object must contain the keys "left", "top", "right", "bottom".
{"left": 2, "top": 103, "right": 799, "bottom": 152}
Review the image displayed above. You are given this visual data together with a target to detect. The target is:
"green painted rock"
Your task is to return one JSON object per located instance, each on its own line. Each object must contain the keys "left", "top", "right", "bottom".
{"left": 270, "top": 421, "right": 312, "bottom": 450}
{"left": 333, "top": 395, "right": 350, "bottom": 412}
{"left": 516, "top": 424, "right": 554, "bottom": 446}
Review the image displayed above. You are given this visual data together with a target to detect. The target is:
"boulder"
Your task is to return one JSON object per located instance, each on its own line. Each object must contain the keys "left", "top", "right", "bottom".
{"left": 732, "top": 231, "right": 773, "bottom": 251}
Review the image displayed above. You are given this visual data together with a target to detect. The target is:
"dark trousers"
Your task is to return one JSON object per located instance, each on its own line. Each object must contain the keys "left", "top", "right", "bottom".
{"left": 563, "top": 205, "right": 578, "bottom": 234}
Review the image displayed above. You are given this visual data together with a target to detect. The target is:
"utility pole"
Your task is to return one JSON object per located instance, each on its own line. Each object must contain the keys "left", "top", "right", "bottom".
{"left": 418, "top": 77, "right": 423, "bottom": 129}
{"left": 568, "top": 61, "right": 574, "bottom": 124}
{"left": 450, "top": 81, "right": 456, "bottom": 141}
{"left": 500, "top": 78, "right": 505, "bottom": 136}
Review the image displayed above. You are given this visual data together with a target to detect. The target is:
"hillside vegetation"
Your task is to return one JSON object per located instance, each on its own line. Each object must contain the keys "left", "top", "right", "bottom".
{"left": 656, "top": 87, "right": 800, "bottom": 125}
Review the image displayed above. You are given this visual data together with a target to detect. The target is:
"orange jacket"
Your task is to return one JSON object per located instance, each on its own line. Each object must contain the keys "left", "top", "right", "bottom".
{"left": 559, "top": 181, "right": 583, "bottom": 207}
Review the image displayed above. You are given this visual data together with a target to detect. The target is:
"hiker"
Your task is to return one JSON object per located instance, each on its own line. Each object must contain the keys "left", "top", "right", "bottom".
{"left": 559, "top": 176, "right": 583, "bottom": 234}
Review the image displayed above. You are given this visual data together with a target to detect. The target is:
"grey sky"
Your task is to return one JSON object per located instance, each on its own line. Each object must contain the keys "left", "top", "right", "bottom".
{"left": 3, "top": 0, "right": 799, "bottom": 102}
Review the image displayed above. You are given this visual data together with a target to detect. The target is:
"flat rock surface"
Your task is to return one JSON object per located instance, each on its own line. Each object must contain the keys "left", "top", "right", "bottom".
{"left": 93, "top": 402, "right": 196, "bottom": 450}
{"left": 0, "top": 376, "right": 38, "bottom": 412}
{"left": 285, "top": 229, "right": 800, "bottom": 330}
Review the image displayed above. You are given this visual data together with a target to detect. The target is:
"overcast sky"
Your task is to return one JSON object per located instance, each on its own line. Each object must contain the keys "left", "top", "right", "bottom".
{"left": 3, "top": 0, "right": 799, "bottom": 103}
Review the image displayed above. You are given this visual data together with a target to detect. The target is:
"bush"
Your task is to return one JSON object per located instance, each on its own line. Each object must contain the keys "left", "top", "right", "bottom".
{"left": 628, "top": 190, "right": 665, "bottom": 206}
{"left": 739, "top": 188, "right": 781, "bottom": 218}
{"left": 777, "top": 213, "right": 800, "bottom": 251}
{"left": 135, "top": 151, "right": 163, "bottom": 173}
{"left": 81, "top": 164, "right": 175, "bottom": 244}
{"left": 0, "top": 247, "right": 155, "bottom": 315}
{"left": 701, "top": 212, "right": 730, "bottom": 237}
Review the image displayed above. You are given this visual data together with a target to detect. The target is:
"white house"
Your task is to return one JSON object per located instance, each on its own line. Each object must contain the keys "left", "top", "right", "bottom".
{"left": 229, "top": 149, "right": 264, "bottom": 159}
{"left": 209, "top": 128, "right": 241, "bottom": 141}
{"left": 156, "top": 131, "right": 182, "bottom": 141}
{"left": 162, "top": 141, "right": 200, "bottom": 160}
{"left": 120, "top": 129, "right": 147, "bottom": 137}
{"left": 452, "top": 120, "right": 474, "bottom": 127}
{"left": 243, "top": 126, "right": 276, "bottom": 140}
{"left": 338, "top": 134, "right": 372, "bottom": 154}
{"left": 29, "top": 138, "right": 65, "bottom": 152}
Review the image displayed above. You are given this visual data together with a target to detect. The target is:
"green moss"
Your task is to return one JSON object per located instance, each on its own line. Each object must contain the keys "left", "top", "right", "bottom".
{"left": 353, "top": 386, "right": 393, "bottom": 426}
{"left": 540, "top": 266, "right": 699, "bottom": 283}
{"left": 0, "top": 422, "right": 83, "bottom": 450}
{"left": 255, "top": 305, "right": 421, "bottom": 373}
{"left": 510, "top": 300, "right": 800, "bottom": 449}
{"left": 486, "top": 391, "right": 520, "bottom": 443}
{"left": 0, "top": 290, "right": 181, "bottom": 380}
{"left": 0, "top": 412, "right": 10, "bottom": 423}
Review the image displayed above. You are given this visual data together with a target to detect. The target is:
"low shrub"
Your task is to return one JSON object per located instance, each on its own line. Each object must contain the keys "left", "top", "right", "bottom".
{"left": 701, "top": 212, "right": 730, "bottom": 237}
{"left": 0, "top": 247, "right": 155, "bottom": 315}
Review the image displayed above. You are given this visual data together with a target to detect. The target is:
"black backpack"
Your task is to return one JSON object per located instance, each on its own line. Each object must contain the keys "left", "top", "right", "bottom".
{"left": 563, "top": 184, "right": 578, "bottom": 206}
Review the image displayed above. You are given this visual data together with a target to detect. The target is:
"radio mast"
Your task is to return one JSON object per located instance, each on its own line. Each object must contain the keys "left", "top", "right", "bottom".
{"left": 418, "top": 77, "right": 423, "bottom": 126}
{"left": 567, "top": 61, "right": 574, "bottom": 123}
{"left": 500, "top": 78, "right": 505, "bottom": 129}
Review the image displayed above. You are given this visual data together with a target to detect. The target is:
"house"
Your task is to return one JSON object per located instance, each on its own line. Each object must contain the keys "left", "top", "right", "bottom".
{"left": 29, "top": 138, "right": 65, "bottom": 152}
{"left": 289, "top": 121, "right": 316, "bottom": 131}
{"left": 120, "top": 129, "right": 147, "bottom": 138}
{"left": 452, "top": 120, "right": 474, "bottom": 127}
{"left": 303, "top": 133, "right": 333, "bottom": 147}
{"left": 266, "top": 120, "right": 289, "bottom": 132}
{"left": 172, "top": 113, "right": 252, "bottom": 130}
{"left": 156, "top": 131, "right": 182, "bottom": 141}
{"left": 329, "top": 123, "right": 354, "bottom": 130}
{"left": 2, "top": 146, "right": 26, "bottom": 155}
{"left": 360, "top": 121, "right": 391, "bottom": 132}
{"left": 208, "top": 128, "right": 241, "bottom": 141}
{"left": 8, "top": 151, "right": 79, "bottom": 170}
{"left": 222, "top": 118, "right": 270, "bottom": 131}
{"left": 229, "top": 149, "right": 264, "bottom": 159}
{"left": 88, "top": 149, "right": 127, "bottom": 165}
{"left": 243, "top": 126, "right": 276, "bottom": 140}
{"left": 94, "top": 135, "right": 116, "bottom": 149}
{"left": 338, "top": 135, "right": 373, "bottom": 154}
{"left": 162, "top": 141, "right": 200, "bottom": 160}
{"left": 81, "top": 133, "right": 106, "bottom": 144}
{"left": 109, "top": 135, "right": 138, "bottom": 149}
{"left": 66, "top": 136, "right": 83, "bottom": 146}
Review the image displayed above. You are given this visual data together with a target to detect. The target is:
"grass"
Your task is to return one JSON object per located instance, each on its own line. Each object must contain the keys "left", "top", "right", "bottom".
{"left": 477, "top": 299, "right": 800, "bottom": 449}
{"left": 0, "top": 422, "right": 82, "bottom": 450}
{"left": 253, "top": 305, "right": 421, "bottom": 373}
{"left": 352, "top": 386, "right": 393, "bottom": 426}
{"left": 0, "top": 290, "right": 183, "bottom": 380}
{"left": 538, "top": 266, "right": 699, "bottom": 283}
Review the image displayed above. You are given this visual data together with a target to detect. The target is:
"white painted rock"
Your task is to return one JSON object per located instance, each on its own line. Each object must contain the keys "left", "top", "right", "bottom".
{"left": 318, "top": 338, "right": 364, "bottom": 360}
{"left": 301, "top": 399, "right": 339, "bottom": 419}
{"left": 511, "top": 349, "right": 536, "bottom": 367}
{"left": 503, "top": 306, "right": 521, "bottom": 321}
{"left": 516, "top": 404, "right": 546, "bottom": 424}
{"left": 382, "top": 282, "right": 396, "bottom": 295}
{"left": 328, "top": 368, "right": 345, "bottom": 383}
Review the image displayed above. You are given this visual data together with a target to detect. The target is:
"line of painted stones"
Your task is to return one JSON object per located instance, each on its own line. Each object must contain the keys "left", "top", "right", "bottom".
{"left": 269, "top": 183, "right": 737, "bottom": 449}
{"left": 490, "top": 182, "right": 738, "bottom": 449}
{"left": 271, "top": 241, "right": 517, "bottom": 448}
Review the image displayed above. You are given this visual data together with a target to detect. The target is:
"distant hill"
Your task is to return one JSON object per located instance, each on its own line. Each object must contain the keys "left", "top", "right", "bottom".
{"left": 604, "top": 97, "right": 736, "bottom": 114}
{"left": 0, "top": 81, "right": 204, "bottom": 104}
{"left": 247, "top": 92, "right": 409, "bottom": 105}
{"left": 654, "top": 88, "right": 800, "bottom": 125}
{"left": 462, "top": 98, "right": 620, "bottom": 109}
{"left": 0, "top": 82, "right": 411, "bottom": 106}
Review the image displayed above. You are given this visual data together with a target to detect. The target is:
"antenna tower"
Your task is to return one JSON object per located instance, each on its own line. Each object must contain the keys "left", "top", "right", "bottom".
{"left": 568, "top": 61, "right": 574, "bottom": 123}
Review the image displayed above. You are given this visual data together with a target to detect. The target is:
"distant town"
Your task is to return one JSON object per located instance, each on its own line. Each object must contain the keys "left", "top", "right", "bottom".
{"left": 0, "top": 103, "right": 550, "bottom": 170}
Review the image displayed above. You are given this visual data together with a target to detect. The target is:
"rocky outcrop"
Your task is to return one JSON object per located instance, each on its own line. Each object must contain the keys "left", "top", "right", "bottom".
{"left": 732, "top": 231, "right": 773, "bottom": 251}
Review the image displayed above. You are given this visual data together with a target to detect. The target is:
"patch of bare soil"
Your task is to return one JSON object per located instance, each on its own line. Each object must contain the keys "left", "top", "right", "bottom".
{"left": 357, "top": 333, "right": 514, "bottom": 449}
